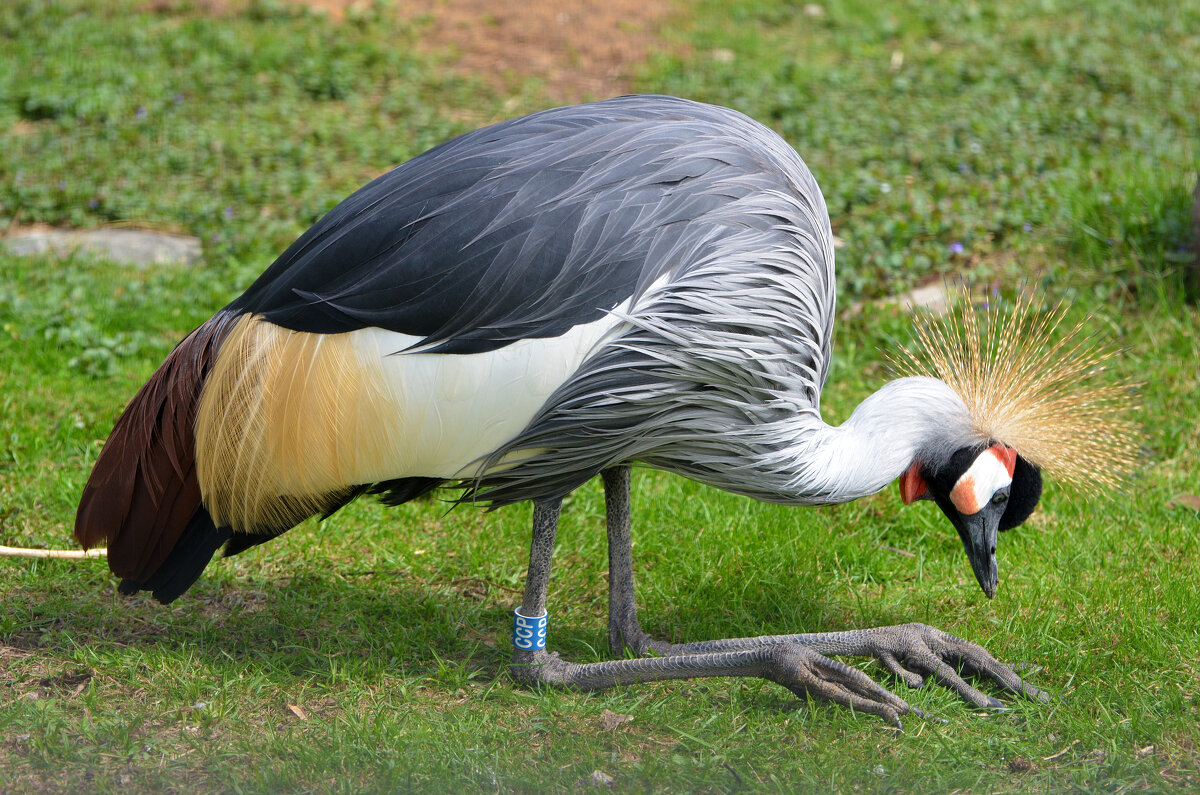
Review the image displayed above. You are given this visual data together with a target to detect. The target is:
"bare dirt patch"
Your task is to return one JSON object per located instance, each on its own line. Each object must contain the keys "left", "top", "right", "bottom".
{"left": 152, "top": 0, "right": 675, "bottom": 101}
{"left": 400, "top": 0, "right": 674, "bottom": 101}
{"left": 296, "top": 0, "right": 676, "bottom": 102}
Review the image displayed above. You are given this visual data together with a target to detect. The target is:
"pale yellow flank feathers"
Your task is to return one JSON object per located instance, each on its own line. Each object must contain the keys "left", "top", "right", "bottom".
{"left": 195, "top": 314, "right": 398, "bottom": 533}
{"left": 891, "top": 286, "right": 1138, "bottom": 493}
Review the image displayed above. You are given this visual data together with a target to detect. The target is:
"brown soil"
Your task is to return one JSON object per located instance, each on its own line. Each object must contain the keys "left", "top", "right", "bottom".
{"left": 298, "top": 0, "right": 677, "bottom": 102}
{"left": 149, "top": 0, "right": 675, "bottom": 102}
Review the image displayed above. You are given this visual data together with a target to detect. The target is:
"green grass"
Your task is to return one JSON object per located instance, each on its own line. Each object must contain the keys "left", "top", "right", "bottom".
{"left": 2, "top": 0, "right": 1199, "bottom": 791}
{"left": 649, "top": 0, "right": 1199, "bottom": 297}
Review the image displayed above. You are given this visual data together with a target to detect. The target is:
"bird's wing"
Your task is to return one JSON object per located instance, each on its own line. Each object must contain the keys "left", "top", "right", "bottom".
{"left": 230, "top": 96, "right": 822, "bottom": 355}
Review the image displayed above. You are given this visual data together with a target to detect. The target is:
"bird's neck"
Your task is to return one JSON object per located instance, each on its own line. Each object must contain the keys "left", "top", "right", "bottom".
{"left": 766, "top": 376, "right": 976, "bottom": 504}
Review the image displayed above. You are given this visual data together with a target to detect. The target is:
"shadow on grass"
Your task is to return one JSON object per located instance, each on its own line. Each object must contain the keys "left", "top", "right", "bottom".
{"left": 4, "top": 556, "right": 936, "bottom": 698}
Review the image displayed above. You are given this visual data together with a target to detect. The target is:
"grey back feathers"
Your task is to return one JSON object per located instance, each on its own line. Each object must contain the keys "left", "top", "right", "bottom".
{"left": 232, "top": 96, "right": 831, "bottom": 356}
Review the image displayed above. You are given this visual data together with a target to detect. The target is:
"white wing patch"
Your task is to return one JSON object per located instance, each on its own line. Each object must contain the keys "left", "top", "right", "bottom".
{"left": 949, "top": 445, "right": 1016, "bottom": 515}
{"left": 360, "top": 315, "right": 623, "bottom": 479}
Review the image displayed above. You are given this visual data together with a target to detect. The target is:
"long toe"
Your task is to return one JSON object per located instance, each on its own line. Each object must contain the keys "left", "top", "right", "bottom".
{"left": 764, "top": 645, "right": 911, "bottom": 725}
{"left": 858, "top": 624, "right": 1050, "bottom": 708}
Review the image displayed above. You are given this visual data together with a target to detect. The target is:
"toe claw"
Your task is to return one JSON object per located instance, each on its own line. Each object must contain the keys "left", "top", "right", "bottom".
{"left": 1013, "top": 679, "right": 1051, "bottom": 703}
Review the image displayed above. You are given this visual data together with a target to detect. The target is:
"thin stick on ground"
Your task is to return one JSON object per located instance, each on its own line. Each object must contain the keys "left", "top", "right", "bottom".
{"left": 0, "top": 545, "right": 107, "bottom": 559}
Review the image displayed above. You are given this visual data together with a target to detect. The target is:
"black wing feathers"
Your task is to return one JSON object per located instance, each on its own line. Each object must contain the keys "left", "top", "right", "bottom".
{"left": 229, "top": 96, "right": 791, "bottom": 354}
{"left": 118, "top": 508, "right": 232, "bottom": 604}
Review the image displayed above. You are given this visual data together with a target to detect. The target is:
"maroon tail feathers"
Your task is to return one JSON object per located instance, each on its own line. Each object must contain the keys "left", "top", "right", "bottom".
{"left": 75, "top": 311, "right": 240, "bottom": 602}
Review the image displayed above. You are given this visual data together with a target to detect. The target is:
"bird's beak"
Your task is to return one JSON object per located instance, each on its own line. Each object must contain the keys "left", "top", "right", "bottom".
{"left": 956, "top": 509, "right": 1001, "bottom": 599}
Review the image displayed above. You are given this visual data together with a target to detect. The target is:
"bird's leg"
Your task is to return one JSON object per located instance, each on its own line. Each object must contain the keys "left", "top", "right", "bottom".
{"left": 518, "top": 498, "right": 560, "bottom": 621}
{"left": 508, "top": 497, "right": 568, "bottom": 685}
{"left": 594, "top": 469, "right": 1043, "bottom": 709}
{"left": 507, "top": 496, "right": 915, "bottom": 724}
{"left": 601, "top": 466, "right": 678, "bottom": 657}
{"left": 652, "top": 624, "right": 1049, "bottom": 708}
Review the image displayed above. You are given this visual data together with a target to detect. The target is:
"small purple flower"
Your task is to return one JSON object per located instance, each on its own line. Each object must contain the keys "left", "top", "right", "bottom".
{"left": 958, "top": 162, "right": 969, "bottom": 174}
{"left": 88, "top": 198, "right": 99, "bottom": 209}
{"left": 949, "top": 241, "right": 964, "bottom": 255}
{"left": 1023, "top": 222, "right": 1032, "bottom": 232}
{"left": 173, "top": 93, "right": 185, "bottom": 104}
{"left": 58, "top": 180, "right": 66, "bottom": 191}
{"left": 136, "top": 106, "right": 147, "bottom": 119}
{"left": 223, "top": 206, "right": 234, "bottom": 219}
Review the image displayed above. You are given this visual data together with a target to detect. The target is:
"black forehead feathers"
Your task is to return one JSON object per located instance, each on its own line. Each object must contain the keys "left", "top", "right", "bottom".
{"left": 924, "top": 443, "right": 989, "bottom": 495}
{"left": 922, "top": 443, "right": 1043, "bottom": 529}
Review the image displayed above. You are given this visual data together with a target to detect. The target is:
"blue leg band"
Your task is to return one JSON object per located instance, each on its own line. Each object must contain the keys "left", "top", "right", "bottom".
{"left": 512, "top": 608, "right": 547, "bottom": 651}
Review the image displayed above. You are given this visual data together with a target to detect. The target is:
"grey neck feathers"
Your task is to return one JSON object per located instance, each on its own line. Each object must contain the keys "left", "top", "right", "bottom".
{"left": 764, "top": 376, "right": 976, "bottom": 505}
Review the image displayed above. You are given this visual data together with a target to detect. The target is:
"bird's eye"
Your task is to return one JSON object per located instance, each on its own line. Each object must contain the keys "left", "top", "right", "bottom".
{"left": 991, "top": 492, "right": 1009, "bottom": 506}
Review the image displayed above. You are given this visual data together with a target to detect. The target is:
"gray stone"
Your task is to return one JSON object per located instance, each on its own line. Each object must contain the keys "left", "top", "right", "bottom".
{"left": 848, "top": 282, "right": 952, "bottom": 316}
{"left": 3, "top": 228, "right": 201, "bottom": 268}
{"left": 887, "top": 282, "right": 951, "bottom": 313}
{"left": 586, "top": 770, "right": 614, "bottom": 788}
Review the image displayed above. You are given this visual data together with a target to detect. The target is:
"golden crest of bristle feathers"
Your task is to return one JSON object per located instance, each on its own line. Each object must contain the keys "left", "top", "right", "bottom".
{"left": 890, "top": 285, "right": 1138, "bottom": 494}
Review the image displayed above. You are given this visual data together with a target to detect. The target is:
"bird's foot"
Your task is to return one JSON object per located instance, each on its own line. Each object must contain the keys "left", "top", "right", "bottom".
{"left": 843, "top": 622, "right": 1050, "bottom": 708}
{"left": 638, "top": 622, "right": 1050, "bottom": 710}
{"left": 509, "top": 644, "right": 918, "bottom": 726}
{"left": 759, "top": 643, "right": 914, "bottom": 725}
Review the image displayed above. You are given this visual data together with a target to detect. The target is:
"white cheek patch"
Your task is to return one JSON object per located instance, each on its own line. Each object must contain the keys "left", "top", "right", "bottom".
{"left": 949, "top": 446, "right": 1016, "bottom": 515}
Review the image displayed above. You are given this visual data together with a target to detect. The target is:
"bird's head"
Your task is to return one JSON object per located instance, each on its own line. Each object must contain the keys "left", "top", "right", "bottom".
{"left": 888, "top": 286, "right": 1136, "bottom": 600}
{"left": 898, "top": 443, "right": 1042, "bottom": 598}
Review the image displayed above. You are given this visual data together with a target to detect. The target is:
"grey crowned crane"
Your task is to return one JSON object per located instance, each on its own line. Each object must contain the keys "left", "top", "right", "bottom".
{"left": 76, "top": 95, "right": 1134, "bottom": 723}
